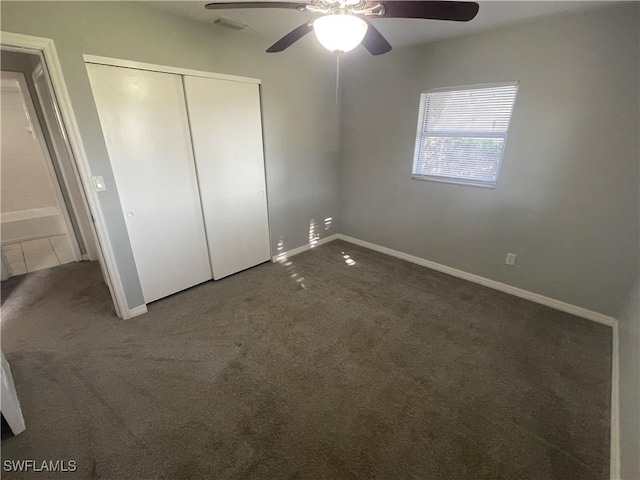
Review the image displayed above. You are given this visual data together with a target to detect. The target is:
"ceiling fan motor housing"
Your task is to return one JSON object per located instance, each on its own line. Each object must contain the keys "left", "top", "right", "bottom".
{"left": 305, "top": 1, "right": 385, "bottom": 16}
{"left": 204, "top": 1, "right": 480, "bottom": 55}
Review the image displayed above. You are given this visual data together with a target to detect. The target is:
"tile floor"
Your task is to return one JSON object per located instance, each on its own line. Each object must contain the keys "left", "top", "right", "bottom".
{"left": 2, "top": 235, "right": 75, "bottom": 276}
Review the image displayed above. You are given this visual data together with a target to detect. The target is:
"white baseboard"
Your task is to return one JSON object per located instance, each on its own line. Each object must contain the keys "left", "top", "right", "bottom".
{"left": 337, "top": 234, "right": 617, "bottom": 327}
{"left": 271, "top": 234, "right": 339, "bottom": 263}
{"left": 610, "top": 323, "right": 620, "bottom": 480}
{"left": 335, "top": 233, "right": 619, "bottom": 479}
{"left": 123, "top": 304, "right": 147, "bottom": 319}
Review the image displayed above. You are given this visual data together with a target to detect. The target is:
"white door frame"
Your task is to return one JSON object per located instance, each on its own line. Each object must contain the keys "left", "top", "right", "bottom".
{"left": 0, "top": 351, "right": 26, "bottom": 435}
{"left": 1, "top": 71, "right": 83, "bottom": 262}
{"left": 0, "top": 31, "right": 132, "bottom": 319}
{"left": 31, "top": 62, "right": 99, "bottom": 261}
{"left": 82, "top": 54, "right": 261, "bottom": 84}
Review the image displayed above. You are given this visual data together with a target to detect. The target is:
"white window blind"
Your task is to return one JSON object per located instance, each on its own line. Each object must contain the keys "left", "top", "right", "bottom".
{"left": 412, "top": 82, "right": 518, "bottom": 188}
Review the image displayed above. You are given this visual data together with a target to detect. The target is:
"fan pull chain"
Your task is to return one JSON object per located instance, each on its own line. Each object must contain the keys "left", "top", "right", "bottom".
{"left": 335, "top": 52, "right": 341, "bottom": 106}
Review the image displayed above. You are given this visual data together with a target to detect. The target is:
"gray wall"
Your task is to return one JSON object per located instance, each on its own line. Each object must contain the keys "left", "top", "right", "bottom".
{"left": 340, "top": 4, "right": 639, "bottom": 317}
{"left": 619, "top": 278, "right": 640, "bottom": 479}
{"left": 2, "top": 1, "right": 639, "bottom": 469}
{"left": 1, "top": 1, "right": 341, "bottom": 309}
{"left": 2, "top": 2, "right": 637, "bottom": 317}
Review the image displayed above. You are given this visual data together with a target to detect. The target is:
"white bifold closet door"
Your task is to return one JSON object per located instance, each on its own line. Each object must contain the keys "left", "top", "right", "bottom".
{"left": 183, "top": 76, "right": 270, "bottom": 280}
{"left": 86, "top": 64, "right": 212, "bottom": 303}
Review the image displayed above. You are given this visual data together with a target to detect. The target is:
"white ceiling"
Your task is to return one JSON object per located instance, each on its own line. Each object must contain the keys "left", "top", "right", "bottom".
{"left": 146, "top": 1, "right": 609, "bottom": 51}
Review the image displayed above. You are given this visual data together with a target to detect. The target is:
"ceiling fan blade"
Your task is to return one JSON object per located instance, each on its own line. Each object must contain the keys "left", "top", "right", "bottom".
{"left": 361, "top": 21, "right": 392, "bottom": 55}
{"left": 367, "top": 1, "right": 479, "bottom": 21}
{"left": 205, "top": 1, "right": 306, "bottom": 10}
{"left": 266, "top": 22, "right": 314, "bottom": 53}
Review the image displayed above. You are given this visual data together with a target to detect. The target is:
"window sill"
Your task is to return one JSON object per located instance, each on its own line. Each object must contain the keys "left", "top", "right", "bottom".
{"left": 411, "top": 175, "right": 497, "bottom": 189}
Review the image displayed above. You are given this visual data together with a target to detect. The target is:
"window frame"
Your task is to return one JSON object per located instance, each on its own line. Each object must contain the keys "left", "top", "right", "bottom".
{"left": 411, "top": 81, "right": 519, "bottom": 189}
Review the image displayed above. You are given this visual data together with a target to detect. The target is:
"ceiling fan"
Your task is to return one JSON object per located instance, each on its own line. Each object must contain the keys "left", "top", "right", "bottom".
{"left": 204, "top": 1, "right": 480, "bottom": 55}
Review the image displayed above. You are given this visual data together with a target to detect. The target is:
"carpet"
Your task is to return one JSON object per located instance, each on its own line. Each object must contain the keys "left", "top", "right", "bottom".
{"left": 0, "top": 240, "right": 612, "bottom": 479}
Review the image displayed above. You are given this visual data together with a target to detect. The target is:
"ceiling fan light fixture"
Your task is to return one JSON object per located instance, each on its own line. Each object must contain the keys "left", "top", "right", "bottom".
{"left": 313, "top": 14, "right": 368, "bottom": 53}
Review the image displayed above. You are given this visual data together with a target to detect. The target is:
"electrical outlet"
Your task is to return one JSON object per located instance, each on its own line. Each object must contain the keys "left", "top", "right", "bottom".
{"left": 505, "top": 253, "right": 517, "bottom": 266}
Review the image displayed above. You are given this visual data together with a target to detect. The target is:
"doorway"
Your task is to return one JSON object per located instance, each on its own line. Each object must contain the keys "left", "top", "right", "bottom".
{"left": 0, "top": 45, "right": 124, "bottom": 316}
{"left": 1, "top": 67, "right": 83, "bottom": 275}
{"left": 1, "top": 50, "right": 96, "bottom": 274}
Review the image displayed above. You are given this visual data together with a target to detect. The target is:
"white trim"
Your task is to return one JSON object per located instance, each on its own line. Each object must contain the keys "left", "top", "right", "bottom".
{"left": 1, "top": 71, "right": 83, "bottom": 263}
{"left": 3, "top": 235, "right": 67, "bottom": 246}
{"left": 337, "top": 234, "right": 617, "bottom": 327}
{"left": 0, "top": 352, "right": 26, "bottom": 435}
{"left": 125, "top": 304, "right": 148, "bottom": 319}
{"left": 32, "top": 63, "right": 100, "bottom": 261}
{"left": 425, "top": 80, "right": 519, "bottom": 94}
{"left": 271, "top": 234, "right": 339, "bottom": 262}
{"left": 1, "top": 31, "right": 132, "bottom": 319}
{"left": 0, "top": 78, "right": 19, "bottom": 92}
{"left": 610, "top": 322, "right": 620, "bottom": 480}
{"left": 0, "top": 206, "right": 61, "bottom": 223}
{"left": 82, "top": 55, "right": 261, "bottom": 85}
{"left": 411, "top": 174, "right": 497, "bottom": 189}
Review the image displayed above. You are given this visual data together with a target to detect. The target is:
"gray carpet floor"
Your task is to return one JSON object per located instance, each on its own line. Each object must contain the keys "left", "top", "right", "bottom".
{"left": 1, "top": 240, "right": 611, "bottom": 480}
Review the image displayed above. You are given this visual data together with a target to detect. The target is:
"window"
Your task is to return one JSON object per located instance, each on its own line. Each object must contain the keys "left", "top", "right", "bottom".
{"left": 412, "top": 82, "right": 518, "bottom": 188}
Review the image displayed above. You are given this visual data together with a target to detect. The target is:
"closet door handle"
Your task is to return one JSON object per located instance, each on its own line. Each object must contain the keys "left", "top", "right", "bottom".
{"left": 127, "top": 211, "right": 134, "bottom": 218}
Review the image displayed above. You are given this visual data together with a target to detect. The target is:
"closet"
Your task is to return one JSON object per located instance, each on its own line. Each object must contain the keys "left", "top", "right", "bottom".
{"left": 86, "top": 62, "right": 270, "bottom": 303}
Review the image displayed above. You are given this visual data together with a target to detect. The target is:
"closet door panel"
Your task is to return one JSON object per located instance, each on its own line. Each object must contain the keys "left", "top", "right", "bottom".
{"left": 184, "top": 76, "right": 270, "bottom": 280}
{"left": 86, "top": 64, "right": 212, "bottom": 302}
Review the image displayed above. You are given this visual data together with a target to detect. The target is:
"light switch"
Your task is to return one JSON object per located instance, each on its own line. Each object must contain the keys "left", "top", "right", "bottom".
{"left": 92, "top": 176, "right": 107, "bottom": 192}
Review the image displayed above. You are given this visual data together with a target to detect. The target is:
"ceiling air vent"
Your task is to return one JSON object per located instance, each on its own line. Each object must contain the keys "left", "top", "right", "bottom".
{"left": 210, "top": 16, "right": 251, "bottom": 31}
